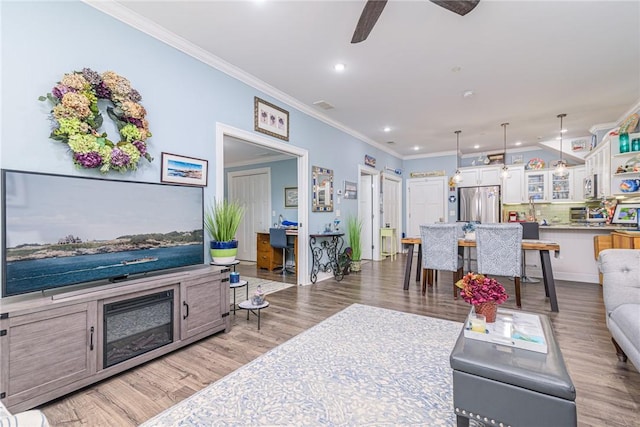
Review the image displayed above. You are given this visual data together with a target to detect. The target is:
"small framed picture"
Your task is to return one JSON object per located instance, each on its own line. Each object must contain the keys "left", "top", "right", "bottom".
{"left": 284, "top": 187, "right": 298, "bottom": 208}
{"left": 160, "top": 152, "right": 208, "bottom": 187}
{"left": 344, "top": 180, "right": 357, "bottom": 199}
{"left": 254, "top": 97, "right": 289, "bottom": 141}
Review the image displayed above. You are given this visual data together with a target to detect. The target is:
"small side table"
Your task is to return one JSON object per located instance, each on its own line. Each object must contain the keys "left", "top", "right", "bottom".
{"left": 238, "top": 300, "right": 270, "bottom": 330}
{"left": 229, "top": 279, "right": 248, "bottom": 315}
{"left": 380, "top": 228, "right": 397, "bottom": 260}
{"left": 210, "top": 259, "right": 240, "bottom": 272}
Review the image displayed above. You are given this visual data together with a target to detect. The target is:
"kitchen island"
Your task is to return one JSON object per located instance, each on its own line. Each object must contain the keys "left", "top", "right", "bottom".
{"left": 532, "top": 224, "right": 629, "bottom": 284}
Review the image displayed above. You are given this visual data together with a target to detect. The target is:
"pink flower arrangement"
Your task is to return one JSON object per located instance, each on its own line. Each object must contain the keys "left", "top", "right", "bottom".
{"left": 455, "top": 272, "right": 508, "bottom": 305}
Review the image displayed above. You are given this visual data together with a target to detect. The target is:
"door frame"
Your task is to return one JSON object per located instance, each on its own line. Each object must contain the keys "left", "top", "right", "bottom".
{"left": 358, "top": 165, "right": 381, "bottom": 261}
{"left": 216, "top": 123, "right": 309, "bottom": 285}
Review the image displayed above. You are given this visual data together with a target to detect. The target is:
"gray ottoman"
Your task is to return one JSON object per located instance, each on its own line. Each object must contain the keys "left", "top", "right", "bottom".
{"left": 450, "top": 312, "right": 576, "bottom": 427}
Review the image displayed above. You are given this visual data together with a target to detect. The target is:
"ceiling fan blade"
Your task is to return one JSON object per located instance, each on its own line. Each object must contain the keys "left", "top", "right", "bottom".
{"left": 351, "top": 0, "right": 388, "bottom": 44}
{"left": 429, "top": 0, "right": 480, "bottom": 16}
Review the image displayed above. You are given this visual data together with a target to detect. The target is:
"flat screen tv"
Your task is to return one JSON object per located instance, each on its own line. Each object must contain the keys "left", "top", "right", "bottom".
{"left": 2, "top": 169, "right": 204, "bottom": 297}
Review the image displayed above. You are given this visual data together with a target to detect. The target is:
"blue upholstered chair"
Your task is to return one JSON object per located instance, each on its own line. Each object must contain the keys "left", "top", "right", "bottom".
{"left": 420, "top": 223, "right": 464, "bottom": 298}
{"left": 269, "top": 228, "right": 294, "bottom": 274}
{"left": 475, "top": 223, "right": 523, "bottom": 308}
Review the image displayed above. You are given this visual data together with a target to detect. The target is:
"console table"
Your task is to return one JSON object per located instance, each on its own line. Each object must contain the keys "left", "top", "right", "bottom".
{"left": 309, "top": 232, "right": 345, "bottom": 284}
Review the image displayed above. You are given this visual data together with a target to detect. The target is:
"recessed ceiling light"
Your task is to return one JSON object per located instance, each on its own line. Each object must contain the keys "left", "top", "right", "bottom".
{"left": 383, "top": 126, "right": 391, "bottom": 132}
{"left": 473, "top": 144, "right": 480, "bottom": 149}
{"left": 334, "top": 63, "right": 346, "bottom": 72}
{"left": 414, "top": 146, "right": 420, "bottom": 151}
{"left": 462, "top": 90, "right": 474, "bottom": 98}
{"left": 556, "top": 136, "right": 562, "bottom": 140}
{"left": 515, "top": 141, "right": 522, "bottom": 146}
{"left": 561, "top": 128, "right": 568, "bottom": 133}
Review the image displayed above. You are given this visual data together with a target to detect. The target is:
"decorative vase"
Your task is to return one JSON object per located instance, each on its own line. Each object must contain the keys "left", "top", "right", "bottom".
{"left": 474, "top": 301, "right": 498, "bottom": 323}
{"left": 210, "top": 240, "right": 238, "bottom": 264}
{"left": 619, "top": 133, "right": 630, "bottom": 153}
{"left": 350, "top": 260, "right": 362, "bottom": 272}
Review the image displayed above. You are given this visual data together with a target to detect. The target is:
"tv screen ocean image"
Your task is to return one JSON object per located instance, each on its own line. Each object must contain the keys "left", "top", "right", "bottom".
{"left": 6, "top": 245, "right": 202, "bottom": 294}
{"left": 2, "top": 170, "right": 205, "bottom": 296}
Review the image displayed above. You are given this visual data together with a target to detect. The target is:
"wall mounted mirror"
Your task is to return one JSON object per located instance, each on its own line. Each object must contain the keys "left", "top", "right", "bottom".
{"left": 312, "top": 166, "right": 333, "bottom": 212}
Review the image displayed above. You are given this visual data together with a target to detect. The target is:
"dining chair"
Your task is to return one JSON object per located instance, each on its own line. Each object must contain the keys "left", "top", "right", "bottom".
{"left": 269, "top": 228, "right": 294, "bottom": 275}
{"left": 520, "top": 222, "right": 540, "bottom": 283}
{"left": 420, "top": 223, "right": 464, "bottom": 298}
{"left": 475, "top": 223, "right": 523, "bottom": 308}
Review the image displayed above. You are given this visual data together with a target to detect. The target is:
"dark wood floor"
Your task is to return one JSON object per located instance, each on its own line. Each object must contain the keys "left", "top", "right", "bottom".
{"left": 41, "top": 256, "right": 640, "bottom": 426}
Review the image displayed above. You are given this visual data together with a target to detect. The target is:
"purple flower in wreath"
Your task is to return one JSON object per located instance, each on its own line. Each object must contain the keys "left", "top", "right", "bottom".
{"left": 132, "top": 140, "right": 147, "bottom": 156}
{"left": 74, "top": 152, "right": 103, "bottom": 168}
{"left": 126, "top": 117, "right": 143, "bottom": 128}
{"left": 52, "top": 84, "right": 73, "bottom": 99}
{"left": 81, "top": 68, "right": 102, "bottom": 86}
{"left": 110, "top": 149, "right": 130, "bottom": 167}
{"left": 95, "top": 82, "right": 111, "bottom": 99}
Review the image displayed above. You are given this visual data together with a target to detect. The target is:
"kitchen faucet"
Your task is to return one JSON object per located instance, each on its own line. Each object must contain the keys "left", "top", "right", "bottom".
{"left": 527, "top": 196, "right": 537, "bottom": 222}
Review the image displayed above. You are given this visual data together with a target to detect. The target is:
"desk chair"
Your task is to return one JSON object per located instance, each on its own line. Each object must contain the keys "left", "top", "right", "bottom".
{"left": 420, "top": 223, "right": 464, "bottom": 298}
{"left": 269, "top": 228, "right": 294, "bottom": 275}
{"left": 521, "top": 222, "right": 540, "bottom": 283}
{"left": 476, "top": 223, "right": 523, "bottom": 308}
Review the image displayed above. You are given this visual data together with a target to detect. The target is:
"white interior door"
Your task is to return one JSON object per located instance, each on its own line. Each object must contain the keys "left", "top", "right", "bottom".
{"left": 406, "top": 177, "right": 448, "bottom": 237}
{"left": 228, "top": 168, "right": 270, "bottom": 262}
{"left": 382, "top": 173, "right": 402, "bottom": 249}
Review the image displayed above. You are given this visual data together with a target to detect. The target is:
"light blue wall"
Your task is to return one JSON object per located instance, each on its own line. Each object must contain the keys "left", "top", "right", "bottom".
{"left": 0, "top": 1, "right": 401, "bottom": 266}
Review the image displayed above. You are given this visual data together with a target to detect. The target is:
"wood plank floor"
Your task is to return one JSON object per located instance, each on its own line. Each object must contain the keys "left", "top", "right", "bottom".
{"left": 41, "top": 256, "right": 640, "bottom": 426}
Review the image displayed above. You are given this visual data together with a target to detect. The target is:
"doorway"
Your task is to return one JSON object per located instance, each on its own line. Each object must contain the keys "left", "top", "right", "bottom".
{"left": 358, "top": 165, "right": 380, "bottom": 261}
{"left": 216, "top": 124, "right": 309, "bottom": 285}
{"left": 382, "top": 172, "right": 402, "bottom": 250}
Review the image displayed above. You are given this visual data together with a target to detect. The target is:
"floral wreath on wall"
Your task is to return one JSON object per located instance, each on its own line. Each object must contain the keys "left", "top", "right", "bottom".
{"left": 39, "top": 68, "right": 152, "bottom": 173}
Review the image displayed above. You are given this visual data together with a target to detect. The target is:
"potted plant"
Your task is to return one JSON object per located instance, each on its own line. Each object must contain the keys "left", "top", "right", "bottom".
{"left": 346, "top": 215, "right": 363, "bottom": 272}
{"left": 204, "top": 199, "right": 245, "bottom": 263}
{"left": 455, "top": 272, "right": 508, "bottom": 323}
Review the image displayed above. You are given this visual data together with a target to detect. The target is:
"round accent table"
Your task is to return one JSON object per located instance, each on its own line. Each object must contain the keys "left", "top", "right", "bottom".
{"left": 238, "top": 300, "right": 270, "bottom": 330}
{"left": 230, "top": 279, "right": 248, "bottom": 315}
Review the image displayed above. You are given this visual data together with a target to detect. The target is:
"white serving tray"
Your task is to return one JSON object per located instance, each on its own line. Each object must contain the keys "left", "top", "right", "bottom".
{"left": 464, "top": 308, "right": 548, "bottom": 354}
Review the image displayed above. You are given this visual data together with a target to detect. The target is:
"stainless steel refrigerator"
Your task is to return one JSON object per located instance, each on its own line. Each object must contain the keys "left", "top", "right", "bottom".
{"left": 458, "top": 185, "right": 501, "bottom": 223}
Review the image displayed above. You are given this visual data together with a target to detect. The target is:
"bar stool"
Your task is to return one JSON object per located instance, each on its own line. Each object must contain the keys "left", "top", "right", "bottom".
{"left": 380, "top": 227, "right": 397, "bottom": 260}
{"left": 521, "top": 222, "right": 540, "bottom": 283}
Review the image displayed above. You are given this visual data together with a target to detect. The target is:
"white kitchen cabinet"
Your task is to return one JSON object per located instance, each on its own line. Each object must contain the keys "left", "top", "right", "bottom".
{"left": 571, "top": 165, "right": 586, "bottom": 201}
{"left": 502, "top": 165, "right": 525, "bottom": 203}
{"left": 584, "top": 138, "right": 611, "bottom": 198}
{"left": 457, "top": 166, "right": 501, "bottom": 187}
{"left": 525, "top": 170, "right": 548, "bottom": 202}
{"left": 526, "top": 169, "right": 579, "bottom": 202}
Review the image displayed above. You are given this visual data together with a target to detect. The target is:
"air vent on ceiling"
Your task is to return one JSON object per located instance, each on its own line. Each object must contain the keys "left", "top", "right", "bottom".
{"left": 386, "top": 141, "right": 395, "bottom": 145}
{"left": 313, "top": 100, "right": 335, "bottom": 110}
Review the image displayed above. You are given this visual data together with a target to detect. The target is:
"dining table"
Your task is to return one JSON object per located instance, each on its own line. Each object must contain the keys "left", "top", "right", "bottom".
{"left": 401, "top": 237, "right": 562, "bottom": 312}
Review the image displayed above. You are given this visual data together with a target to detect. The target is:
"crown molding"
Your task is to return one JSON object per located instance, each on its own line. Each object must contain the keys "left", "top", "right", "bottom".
{"left": 82, "top": 0, "right": 400, "bottom": 159}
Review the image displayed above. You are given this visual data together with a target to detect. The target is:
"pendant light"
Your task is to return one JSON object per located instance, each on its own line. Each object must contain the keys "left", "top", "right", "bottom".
{"left": 553, "top": 113, "right": 568, "bottom": 177}
{"left": 500, "top": 122, "right": 510, "bottom": 179}
{"left": 453, "top": 130, "right": 463, "bottom": 183}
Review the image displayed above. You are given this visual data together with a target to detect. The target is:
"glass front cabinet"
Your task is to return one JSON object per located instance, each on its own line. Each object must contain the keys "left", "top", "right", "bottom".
{"left": 526, "top": 171, "right": 547, "bottom": 202}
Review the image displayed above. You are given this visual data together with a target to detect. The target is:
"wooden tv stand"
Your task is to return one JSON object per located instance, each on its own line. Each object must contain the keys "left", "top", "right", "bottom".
{"left": 0, "top": 265, "right": 230, "bottom": 413}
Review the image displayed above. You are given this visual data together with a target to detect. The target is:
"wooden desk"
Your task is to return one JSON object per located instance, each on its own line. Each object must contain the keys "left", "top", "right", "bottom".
{"left": 402, "top": 237, "right": 561, "bottom": 312}
{"left": 256, "top": 231, "right": 298, "bottom": 272}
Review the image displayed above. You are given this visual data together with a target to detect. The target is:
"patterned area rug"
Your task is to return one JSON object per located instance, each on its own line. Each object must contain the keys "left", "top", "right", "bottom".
{"left": 141, "top": 304, "right": 463, "bottom": 426}
{"left": 230, "top": 276, "right": 293, "bottom": 305}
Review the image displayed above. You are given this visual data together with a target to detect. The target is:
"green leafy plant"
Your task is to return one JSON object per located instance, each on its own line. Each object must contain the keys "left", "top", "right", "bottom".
{"left": 204, "top": 199, "right": 245, "bottom": 242}
{"left": 346, "top": 215, "right": 363, "bottom": 261}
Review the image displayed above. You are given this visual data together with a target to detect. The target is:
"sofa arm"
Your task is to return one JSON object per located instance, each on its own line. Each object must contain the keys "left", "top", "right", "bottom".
{"left": 598, "top": 249, "right": 640, "bottom": 312}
